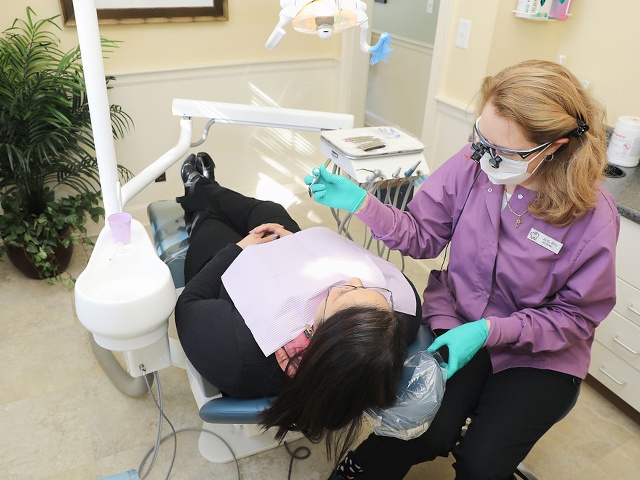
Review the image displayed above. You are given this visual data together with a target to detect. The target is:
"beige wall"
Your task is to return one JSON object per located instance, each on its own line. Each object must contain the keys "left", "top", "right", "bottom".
{"left": 487, "top": 0, "right": 565, "bottom": 77}
{"left": 1, "top": 1, "right": 340, "bottom": 72}
{"left": 440, "top": 0, "right": 498, "bottom": 107}
{"left": 558, "top": 0, "right": 640, "bottom": 123}
{"left": 439, "top": 0, "right": 640, "bottom": 122}
{"left": 423, "top": 0, "right": 640, "bottom": 171}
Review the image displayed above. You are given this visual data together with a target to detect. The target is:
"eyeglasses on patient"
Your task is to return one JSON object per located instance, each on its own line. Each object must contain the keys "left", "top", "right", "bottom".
{"left": 471, "top": 117, "right": 553, "bottom": 168}
{"left": 321, "top": 284, "right": 394, "bottom": 325}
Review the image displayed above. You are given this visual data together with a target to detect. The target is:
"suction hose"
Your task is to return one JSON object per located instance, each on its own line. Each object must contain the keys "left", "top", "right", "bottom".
{"left": 89, "top": 333, "right": 154, "bottom": 397}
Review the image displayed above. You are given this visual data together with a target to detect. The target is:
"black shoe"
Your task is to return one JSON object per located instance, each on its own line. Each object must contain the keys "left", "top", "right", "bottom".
{"left": 195, "top": 152, "right": 216, "bottom": 180}
{"left": 181, "top": 154, "right": 203, "bottom": 187}
{"left": 328, "top": 451, "right": 363, "bottom": 479}
{"left": 326, "top": 472, "right": 346, "bottom": 480}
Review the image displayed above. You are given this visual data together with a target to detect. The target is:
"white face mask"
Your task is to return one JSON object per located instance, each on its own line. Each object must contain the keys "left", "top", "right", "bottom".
{"left": 479, "top": 147, "right": 549, "bottom": 185}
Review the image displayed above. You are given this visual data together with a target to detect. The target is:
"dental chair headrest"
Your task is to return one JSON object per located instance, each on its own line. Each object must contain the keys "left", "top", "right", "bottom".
{"left": 365, "top": 350, "right": 445, "bottom": 440}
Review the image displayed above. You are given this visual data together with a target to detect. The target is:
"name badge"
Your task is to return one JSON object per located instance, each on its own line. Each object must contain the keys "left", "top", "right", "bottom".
{"left": 527, "top": 228, "right": 563, "bottom": 254}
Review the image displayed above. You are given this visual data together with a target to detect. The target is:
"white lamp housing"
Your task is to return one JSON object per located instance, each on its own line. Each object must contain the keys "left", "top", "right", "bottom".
{"left": 266, "top": 0, "right": 369, "bottom": 49}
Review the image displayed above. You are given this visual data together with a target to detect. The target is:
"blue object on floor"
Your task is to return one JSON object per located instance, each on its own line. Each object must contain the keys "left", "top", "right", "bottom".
{"left": 97, "top": 470, "right": 139, "bottom": 480}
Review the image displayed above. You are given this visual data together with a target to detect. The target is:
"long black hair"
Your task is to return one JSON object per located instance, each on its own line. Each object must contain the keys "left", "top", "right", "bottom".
{"left": 259, "top": 305, "right": 407, "bottom": 462}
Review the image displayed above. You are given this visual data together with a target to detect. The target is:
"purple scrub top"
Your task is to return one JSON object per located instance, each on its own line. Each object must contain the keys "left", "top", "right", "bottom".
{"left": 356, "top": 144, "right": 620, "bottom": 378}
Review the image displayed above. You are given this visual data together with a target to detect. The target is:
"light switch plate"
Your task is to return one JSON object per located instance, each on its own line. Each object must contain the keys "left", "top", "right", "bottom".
{"left": 455, "top": 18, "right": 471, "bottom": 49}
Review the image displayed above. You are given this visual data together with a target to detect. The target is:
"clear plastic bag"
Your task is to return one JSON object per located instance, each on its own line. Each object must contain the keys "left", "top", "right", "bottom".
{"left": 365, "top": 350, "right": 445, "bottom": 440}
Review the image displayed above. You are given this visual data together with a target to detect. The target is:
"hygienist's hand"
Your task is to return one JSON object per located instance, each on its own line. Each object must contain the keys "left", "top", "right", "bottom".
{"left": 427, "top": 319, "right": 489, "bottom": 381}
{"left": 305, "top": 164, "right": 367, "bottom": 213}
{"left": 237, "top": 224, "right": 291, "bottom": 249}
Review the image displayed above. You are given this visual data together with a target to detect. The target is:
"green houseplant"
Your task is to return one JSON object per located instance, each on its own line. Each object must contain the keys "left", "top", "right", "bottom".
{"left": 0, "top": 8, "right": 132, "bottom": 284}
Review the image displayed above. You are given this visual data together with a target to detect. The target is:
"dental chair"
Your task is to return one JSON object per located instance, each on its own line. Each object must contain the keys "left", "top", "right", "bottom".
{"left": 147, "top": 198, "right": 434, "bottom": 463}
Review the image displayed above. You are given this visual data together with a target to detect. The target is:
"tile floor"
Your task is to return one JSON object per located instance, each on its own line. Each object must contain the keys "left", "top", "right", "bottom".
{"left": 1, "top": 189, "right": 639, "bottom": 480}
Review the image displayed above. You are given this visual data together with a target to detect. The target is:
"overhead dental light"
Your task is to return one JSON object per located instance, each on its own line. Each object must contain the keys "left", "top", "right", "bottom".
{"left": 291, "top": 0, "right": 358, "bottom": 38}
{"left": 266, "top": 0, "right": 393, "bottom": 65}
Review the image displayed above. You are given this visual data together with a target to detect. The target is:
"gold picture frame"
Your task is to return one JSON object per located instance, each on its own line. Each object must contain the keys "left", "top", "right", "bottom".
{"left": 59, "top": 0, "right": 228, "bottom": 26}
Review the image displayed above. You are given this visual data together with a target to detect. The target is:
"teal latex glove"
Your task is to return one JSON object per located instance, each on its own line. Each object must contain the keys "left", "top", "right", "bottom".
{"left": 427, "top": 319, "right": 489, "bottom": 381}
{"left": 304, "top": 164, "right": 367, "bottom": 213}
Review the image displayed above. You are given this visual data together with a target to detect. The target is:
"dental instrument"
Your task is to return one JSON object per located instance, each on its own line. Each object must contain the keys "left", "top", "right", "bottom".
{"left": 404, "top": 159, "right": 422, "bottom": 177}
{"left": 344, "top": 135, "right": 379, "bottom": 142}
{"left": 308, "top": 173, "right": 322, "bottom": 197}
{"left": 308, "top": 159, "right": 333, "bottom": 197}
{"left": 359, "top": 141, "right": 386, "bottom": 152}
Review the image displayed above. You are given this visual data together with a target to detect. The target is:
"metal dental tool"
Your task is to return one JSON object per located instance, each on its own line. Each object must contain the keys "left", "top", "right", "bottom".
{"left": 308, "top": 173, "right": 321, "bottom": 197}
{"left": 308, "top": 159, "right": 332, "bottom": 197}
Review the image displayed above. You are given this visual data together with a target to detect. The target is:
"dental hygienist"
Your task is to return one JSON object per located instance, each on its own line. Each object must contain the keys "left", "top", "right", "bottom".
{"left": 308, "top": 60, "right": 620, "bottom": 480}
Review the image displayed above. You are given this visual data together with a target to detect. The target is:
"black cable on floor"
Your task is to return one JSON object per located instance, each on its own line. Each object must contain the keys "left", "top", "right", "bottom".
{"left": 135, "top": 368, "right": 311, "bottom": 479}
{"left": 284, "top": 440, "right": 311, "bottom": 480}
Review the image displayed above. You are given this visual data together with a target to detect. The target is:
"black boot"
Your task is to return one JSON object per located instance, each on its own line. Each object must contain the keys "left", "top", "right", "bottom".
{"left": 177, "top": 154, "right": 207, "bottom": 234}
{"left": 180, "top": 153, "right": 204, "bottom": 188}
{"left": 195, "top": 152, "right": 216, "bottom": 180}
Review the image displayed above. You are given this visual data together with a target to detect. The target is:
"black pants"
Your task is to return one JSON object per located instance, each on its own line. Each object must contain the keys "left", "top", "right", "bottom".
{"left": 351, "top": 348, "right": 581, "bottom": 480}
{"left": 178, "top": 178, "right": 302, "bottom": 282}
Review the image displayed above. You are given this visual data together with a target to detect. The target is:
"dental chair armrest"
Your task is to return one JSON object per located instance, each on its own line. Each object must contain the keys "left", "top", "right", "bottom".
{"left": 199, "top": 396, "right": 276, "bottom": 424}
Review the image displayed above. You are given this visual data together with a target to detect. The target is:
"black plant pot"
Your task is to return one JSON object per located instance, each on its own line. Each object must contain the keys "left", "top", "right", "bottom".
{"left": 5, "top": 234, "right": 74, "bottom": 280}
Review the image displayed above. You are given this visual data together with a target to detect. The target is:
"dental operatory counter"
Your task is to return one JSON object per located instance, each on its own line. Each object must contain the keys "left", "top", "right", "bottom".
{"left": 604, "top": 164, "right": 640, "bottom": 223}
{"left": 589, "top": 165, "right": 640, "bottom": 418}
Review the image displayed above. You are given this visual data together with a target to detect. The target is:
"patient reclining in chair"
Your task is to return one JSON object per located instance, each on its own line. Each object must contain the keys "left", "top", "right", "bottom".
{"left": 174, "top": 153, "right": 421, "bottom": 461}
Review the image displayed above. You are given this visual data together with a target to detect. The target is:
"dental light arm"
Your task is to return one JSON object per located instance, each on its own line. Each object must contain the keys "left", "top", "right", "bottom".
{"left": 265, "top": 1, "right": 300, "bottom": 50}
{"left": 172, "top": 99, "right": 354, "bottom": 131}
{"left": 73, "top": 0, "right": 120, "bottom": 216}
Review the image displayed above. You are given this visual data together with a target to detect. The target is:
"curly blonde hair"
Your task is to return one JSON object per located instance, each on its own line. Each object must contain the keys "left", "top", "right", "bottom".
{"left": 477, "top": 60, "right": 608, "bottom": 227}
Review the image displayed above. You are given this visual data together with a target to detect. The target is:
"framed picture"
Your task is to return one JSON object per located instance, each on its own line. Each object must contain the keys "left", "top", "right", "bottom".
{"left": 59, "top": 0, "right": 228, "bottom": 26}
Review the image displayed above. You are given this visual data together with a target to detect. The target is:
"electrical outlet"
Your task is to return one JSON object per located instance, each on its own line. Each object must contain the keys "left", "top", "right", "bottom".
{"left": 455, "top": 19, "right": 471, "bottom": 49}
{"left": 426, "top": 0, "right": 434, "bottom": 14}
{"left": 155, "top": 173, "right": 166, "bottom": 182}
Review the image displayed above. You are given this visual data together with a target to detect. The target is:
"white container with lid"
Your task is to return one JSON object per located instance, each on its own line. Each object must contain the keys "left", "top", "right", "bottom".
{"left": 607, "top": 116, "right": 640, "bottom": 167}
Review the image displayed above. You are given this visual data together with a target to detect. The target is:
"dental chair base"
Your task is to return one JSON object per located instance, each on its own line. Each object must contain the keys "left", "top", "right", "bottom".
{"left": 196, "top": 423, "right": 302, "bottom": 464}
{"left": 185, "top": 359, "right": 303, "bottom": 463}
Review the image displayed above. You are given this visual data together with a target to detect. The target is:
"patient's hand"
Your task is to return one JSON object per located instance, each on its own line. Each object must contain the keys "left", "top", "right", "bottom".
{"left": 250, "top": 223, "right": 293, "bottom": 239}
{"left": 236, "top": 224, "right": 293, "bottom": 249}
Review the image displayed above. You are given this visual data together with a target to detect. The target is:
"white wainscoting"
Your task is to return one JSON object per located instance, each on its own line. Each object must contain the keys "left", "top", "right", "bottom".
{"left": 364, "top": 33, "right": 433, "bottom": 138}
{"left": 427, "top": 95, "right": 475, "bottom": 172}
{"left": 95, "top": 58, "right": 343, "bottom": 234}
